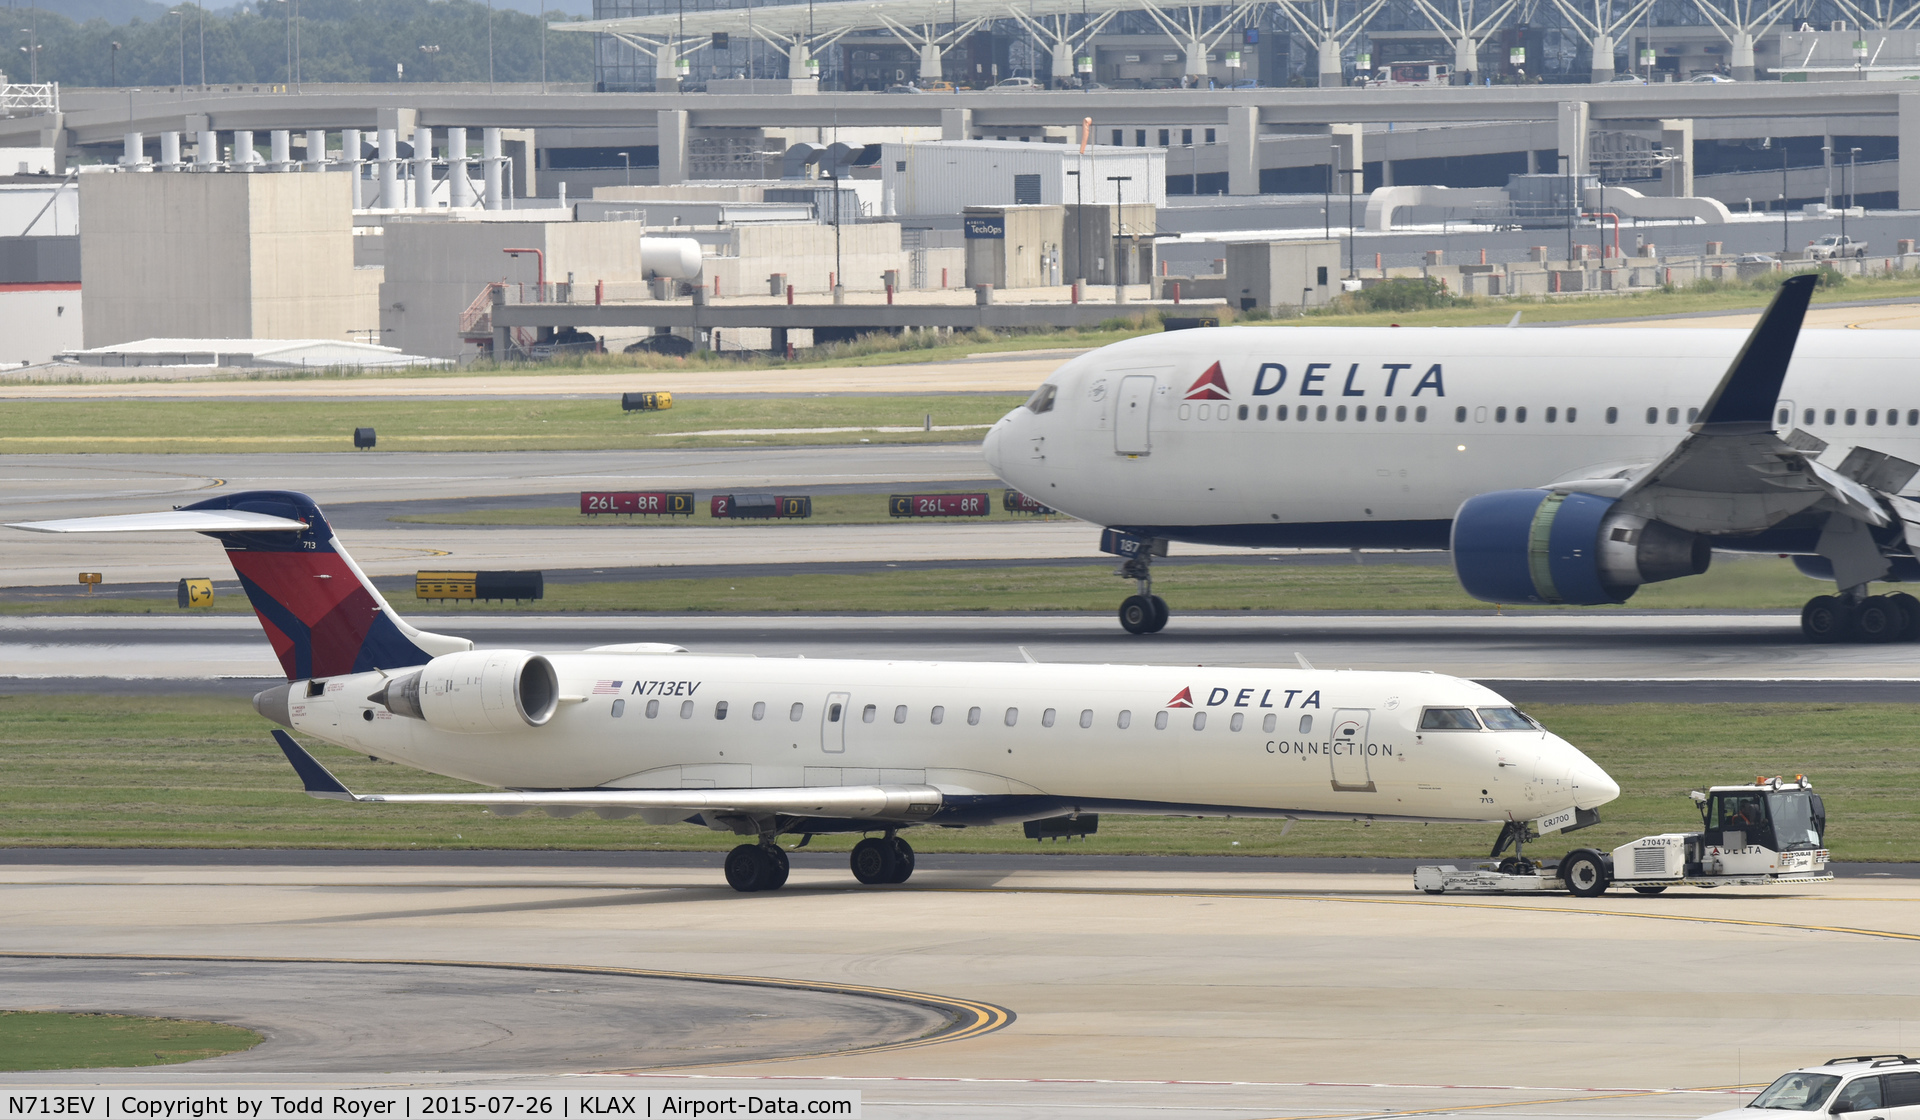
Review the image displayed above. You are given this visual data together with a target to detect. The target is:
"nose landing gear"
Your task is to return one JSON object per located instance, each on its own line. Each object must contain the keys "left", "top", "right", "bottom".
{"left": 1115, "top": 546, "right": 1170, "bottom": 635}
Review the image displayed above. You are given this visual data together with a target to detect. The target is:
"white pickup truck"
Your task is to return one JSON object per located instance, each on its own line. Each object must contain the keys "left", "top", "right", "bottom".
{"left": 1809, "top": 234, "right": 1868, "bottom": 259}
{"left": 1415, "top": 776, "right": 1832, "bottom": 897}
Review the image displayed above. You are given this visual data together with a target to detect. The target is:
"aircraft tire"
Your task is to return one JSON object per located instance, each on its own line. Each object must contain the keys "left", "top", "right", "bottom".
{"left": 1118, "top": 595, "right": 1156, "bottom": 634}
{"left": 886, "top": 837, "right": 916, "bottom": 884}
{"left": 764, "top": 845, "right": 791, "bottom": 890}
{"left": 1633, "top": 885, "right": 1669, "bottom": 895}
{"left": 725, "top": 843, "right": 774, "bottom": 893}
{"left": 1560, "top": 849, "right": 1609, "bottom": 898}
{"left": 1891, "top": 593, "right": 1920, "bottom": 641}
{"left": 1148, "top": 596, "right": 1170, "bottom": 633}
{"left": 1800, "top": 595, "right": 1853, "bottom": 643}
{"left": 1854, "top": 596, "right": 1905, "bottom": 643}
{"left": 851, "top": 837, "right": 899, "bottom": 885}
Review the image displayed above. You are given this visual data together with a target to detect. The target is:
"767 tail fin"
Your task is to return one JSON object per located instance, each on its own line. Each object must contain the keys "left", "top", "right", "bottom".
{"left": 12, "top": 489, "right": 470, "bottom": 681}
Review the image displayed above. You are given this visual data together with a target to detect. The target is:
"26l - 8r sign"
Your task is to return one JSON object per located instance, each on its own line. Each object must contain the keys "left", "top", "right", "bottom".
{"left": 890, "top": 493, "right": 989, "bottom": 517}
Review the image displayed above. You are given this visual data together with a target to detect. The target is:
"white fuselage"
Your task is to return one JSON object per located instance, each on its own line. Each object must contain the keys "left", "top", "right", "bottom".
{"left": 983, "top": 326, "right": 1920, "bottom": 545}
{"left": 288, "top": 652, "right": 1617, "bottom": 826}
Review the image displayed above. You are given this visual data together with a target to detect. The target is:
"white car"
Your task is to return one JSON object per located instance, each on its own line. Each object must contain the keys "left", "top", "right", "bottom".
{"left": 1689, "top": 72, "right": 1736, "bottom": 82}
{"left": 1697, "top": 1056, "right": 1920, "bottom": 1119}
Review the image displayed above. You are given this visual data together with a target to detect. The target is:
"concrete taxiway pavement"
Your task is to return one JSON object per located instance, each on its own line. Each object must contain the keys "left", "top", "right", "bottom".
{"left": 2, "top": 853, "right": 1913, "bottom": 1119}
{"left": 9, "top": 613, "right": 1920, "bottom": 699}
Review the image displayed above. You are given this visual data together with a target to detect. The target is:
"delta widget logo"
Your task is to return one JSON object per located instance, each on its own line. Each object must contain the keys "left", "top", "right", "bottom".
{"left": 1165, "top": 687, "right": 1195, "bottom": 708}
{"left": 1182, "top": 362, "right": 1230, "bottom": 401}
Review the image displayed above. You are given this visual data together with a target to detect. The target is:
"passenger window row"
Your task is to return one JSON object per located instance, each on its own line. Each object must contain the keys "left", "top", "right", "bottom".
{"left": 611, "top": 697, "right": 1319, "bottom": 735}
{"left": 1453, "top": 406, "right": 1580, "bottom": 424}
{"left": 1788, "top": 406, "right": 1918, "bottom": 428}
{"left": 1181, "top": 402, "right": 1432, "bottom": 423}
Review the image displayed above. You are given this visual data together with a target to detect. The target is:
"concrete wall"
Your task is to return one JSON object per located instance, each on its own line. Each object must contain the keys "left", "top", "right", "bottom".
{"left": 883, "top": 142, "right": 1166, "bottom": 217}
{"left": 0, "top": 286, "right": 82, "bottom": 365}
{"left": 80, "top": 171, "right": 354, "bottom": 348}
{"left": 963, "top": 206, "right": 1065, "bottom": 289}
{"left": 1225, "top": 240, "right": 1341, "bottom": 311}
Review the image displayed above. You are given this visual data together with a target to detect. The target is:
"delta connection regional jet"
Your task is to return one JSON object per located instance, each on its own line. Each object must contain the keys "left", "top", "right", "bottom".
{"left": 14, "top": 495, "right": 1617, "bottom": 892}
{"left": 985, "top": 275, "right": 1920, "bottom": 641}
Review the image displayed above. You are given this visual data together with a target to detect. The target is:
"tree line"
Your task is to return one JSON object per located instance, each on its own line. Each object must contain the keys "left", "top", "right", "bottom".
{"left": 11, "top": 0, "right": 596, "bottom": 88}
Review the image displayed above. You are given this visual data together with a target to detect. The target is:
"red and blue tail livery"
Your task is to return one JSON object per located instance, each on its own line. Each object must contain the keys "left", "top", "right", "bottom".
{"left": 174, "top": 491, "right": 470, "bottom": 680}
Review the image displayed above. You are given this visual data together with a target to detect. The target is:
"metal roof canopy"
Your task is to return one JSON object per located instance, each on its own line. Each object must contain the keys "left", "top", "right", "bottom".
{"left": 551, "top": 0, "right": 1267, "bottom": 80}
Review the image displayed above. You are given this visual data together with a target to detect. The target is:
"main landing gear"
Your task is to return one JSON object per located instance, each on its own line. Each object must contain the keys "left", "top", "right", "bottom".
{"left": 1800, "top": 589, "right": 1920, "bottom": 644}
{"left": 1116, "top": 546, "right": 1169, "bottom": 635}
{"left": 723, "top": 834, "right": 916, "bottom": 893}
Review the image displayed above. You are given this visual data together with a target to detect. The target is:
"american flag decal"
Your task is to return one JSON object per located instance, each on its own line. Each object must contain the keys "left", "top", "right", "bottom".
{"left": 592, "top": 680, "right": 624, "bottom": 695}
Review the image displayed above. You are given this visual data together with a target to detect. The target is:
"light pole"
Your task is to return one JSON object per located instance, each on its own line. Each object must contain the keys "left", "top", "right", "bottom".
{"left": 1821, "top": 142, "right": 1832, "bottom": 209}
{"left": 110, "top": 40, "right": 119, "bottom": 86}
{"left": 1325, "top": 143, "right": 1334, "bottom": 242}
{"left": 1557, "top": 153, "right": 1574, "bottom": 264}
{"left": 1781, "top": 141, "right": 1790, "bottom": 254}
{"left": 620, "top": 152, "right": 631, "bottom": 185}
{"left": 1106, "top": 174, "right": 1131, "bottom": 300}
{"left": 17, "top": 28, "right": 38, "bottom": 84}
{"left": 1846, "top": 146, "right": 1861, "bottom": 239}
{"left": 418, "top": 43, "right": 440, "bottom": 81}
{"left": 488, "top": 0, "right": 496, "bottom": 91}
{"left": 167, "top": 10, "right": 184, "bottom": 86}
{"left": 1066, "top": 167, "right": 1083, "bottom": 285}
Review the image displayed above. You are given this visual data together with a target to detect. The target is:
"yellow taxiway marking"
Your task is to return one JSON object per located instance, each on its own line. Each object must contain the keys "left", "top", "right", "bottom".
{"left": 0, "top": 949, "right": 1013, "bottom": 1067}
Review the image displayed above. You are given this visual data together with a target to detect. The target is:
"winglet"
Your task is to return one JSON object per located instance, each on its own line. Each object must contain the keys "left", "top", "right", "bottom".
{"left": 1696, "top": 273, "right": 1818, "bottom": 427}
{"left": 272, "top": 730, "right": 358, "bottom": 801}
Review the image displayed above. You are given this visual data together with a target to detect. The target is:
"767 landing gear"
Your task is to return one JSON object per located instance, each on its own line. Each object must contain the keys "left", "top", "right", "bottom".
{"left": 1116, "top": 549, "right": 1170, "bottom": 636}
{"left": 851, "top": 834, "right": 915, "bottom": 885}
{"left": 724, "top": 839, "right": 791, "bottom": 893}
{"left": 1801, "top": 588, "right": 1920, "bottom": 643}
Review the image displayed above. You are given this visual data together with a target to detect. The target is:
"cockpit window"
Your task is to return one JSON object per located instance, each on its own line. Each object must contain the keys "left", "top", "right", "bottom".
{"left": 1750, "top": 1073, "right": 1839, "bottom": 1111}
{"left": 1025, "top": 383, "right": 1058, "bottom": 414}
{"left": 1476, "top": 707, "right": 1537, "bottom": 730}
{"left": 1419, "top": 708, "right": 1481, "bottom": 730}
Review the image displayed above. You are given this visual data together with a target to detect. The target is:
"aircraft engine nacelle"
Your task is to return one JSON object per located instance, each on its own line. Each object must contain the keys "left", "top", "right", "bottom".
{"left": 375, "top": 649, "right": 560, "bottom": 734}
{"left": 1451, "top": 489, "right": 1711, "bottom": 605}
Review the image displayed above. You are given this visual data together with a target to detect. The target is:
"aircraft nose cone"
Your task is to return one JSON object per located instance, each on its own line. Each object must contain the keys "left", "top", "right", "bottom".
{"left": 1570, "top": 754, "right": 1621, "bottom": 809}
{"left": 982, "top": 418, "right": 1009, "bottom": 476}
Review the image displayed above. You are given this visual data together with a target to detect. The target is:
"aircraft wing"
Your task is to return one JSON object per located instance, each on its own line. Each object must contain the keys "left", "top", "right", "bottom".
{"left": 1554, "top": 275, "right": 1913, "bottom": 543}
{"left": 274, "top": 731, "right": 941, "bottom": 822}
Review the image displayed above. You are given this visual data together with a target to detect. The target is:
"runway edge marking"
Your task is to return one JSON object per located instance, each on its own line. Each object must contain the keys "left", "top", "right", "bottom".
{"left": 0, "top": 950, "right": 1014, "bottom": 1068}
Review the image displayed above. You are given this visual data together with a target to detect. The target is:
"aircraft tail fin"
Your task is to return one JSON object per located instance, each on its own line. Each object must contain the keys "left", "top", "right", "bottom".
{"left": 12, "top": 490, "right": 470, "bottom": 680}
{"left": 1697, "top": 272, "right": 1817, "bottom": 427}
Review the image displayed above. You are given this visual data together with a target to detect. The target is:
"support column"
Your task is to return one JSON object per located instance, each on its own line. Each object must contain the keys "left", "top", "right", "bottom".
{"left": 1051, "top": 44, "right": 1075, "bottom": 87}
{"left": 483, "top": 127, "right": 503, "bottom": 210}
{"left": 447, "top": 127, "right": 474, "bottom": 208}
{"left": 1902, "top": 94, "right": 1920, "bottom": 210}
{"left": 195, "top": 129, "right": 217, "bottom": 169}
{"left": 1227, "top": 104, "right": 1258, "bottom": 196}
{"left": 233, "top": 130, "right": 256, "bottom": 170}
{"left": 1331, "top": 123, "right": 1362, "bottom": 196}
{"left": 121, "top": 132, "right": 146, "bottom": 170}
{"left": 377, "top": 127, "right": 400, "bottom": 208}
{"left": 1454, "top": 37, "right": 1479, "bottom": 85}
{"left": 921, "top": 41, "right": 943, "bottom": 81}
{"left": 1730, "top": 31, "right": 1755, "bottom": 82}
{"left": 656, "top": 45, "right": 681, "bottom": 93}
{"left": 413, "top": 124, "right": 434, "bottom": 208}
{"left": 1556, "top": 101, "right": 1590, "bottom": 179}
{"left": 501, "top": 129, "right": 535, "bottom": 202}
{"left": 1184, "top": 38, "right": 1209, "bottom": 79}
{"left": 940, "top": 107, "right": 972, "bottom": 141}
{"left": 1589, "top": 33, "right": 1615, "bottom": 84}
{"left": 1822, "top": 131, "right": 1834, "bottom": 207}
{"left": 343, "top": 129, "right": 363, "bottom": 206}
{"left": 159, "top": 131, "right": 180, "bottom": 171}
{"left": 789, "top": 43, "right": 813, "bottom": 82}
{"left": 269, "top": 129, "right": 290, "bottom": 171}
{"left": 1659, "top": 117, "right": 1693, "bottom": 198}
{"left": 1380, "top": 159, "right": 1395, "bottom": 187}
{"left": 657, "top": 109, "right": 688, "bottom": 186}
{"left": 304, "top": 128, "right": 327, "bottom": 170}
{"left": 1318, "top": 37, "right": 1343, "bottom": 87}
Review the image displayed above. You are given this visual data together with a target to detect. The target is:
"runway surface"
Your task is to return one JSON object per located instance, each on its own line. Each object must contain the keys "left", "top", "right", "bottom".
{"left": 7, "top": 612, "right": 1920, "bottom": 701}
{"left": 3, "top": 854, "right": 1915, "bottom": 1119}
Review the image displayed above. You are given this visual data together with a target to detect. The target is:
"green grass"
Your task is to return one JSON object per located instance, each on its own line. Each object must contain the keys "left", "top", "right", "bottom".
{"left": 4, "top": 555, "right": 1834, "bottom": 617}
{"left": 0, "top": 694, "right": 1912, "bottom": 861}
{"left": 393, "top": 492, "right": 1071, "bottom": 529}
{"left": 1275, "top": 267, "right": 1920, "bottom": 328}
{"left": 0, "top": 395, "right": 1025, "bottom": 455}
{"left": 0, "top": 1011, "right": 261, "bottom": 1071}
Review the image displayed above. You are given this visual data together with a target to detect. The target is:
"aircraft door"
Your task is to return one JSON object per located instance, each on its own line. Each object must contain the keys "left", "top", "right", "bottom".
{"left": 1328, "top": 709, "right": 1375, "bottom": 792}
{"left": 1115, "top": 374, "right": 1158, "bottom": 456}
{"left": 821, "top": 692, "right": 850, "bottom": 753}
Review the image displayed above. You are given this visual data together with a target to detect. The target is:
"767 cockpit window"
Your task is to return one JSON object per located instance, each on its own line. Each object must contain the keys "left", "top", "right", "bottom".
{"left": 1025, "top": 384, "right": 1058, "bottom": 414}
{"left": 1477, "top": 707, "right": 1538, "bottom": 730}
